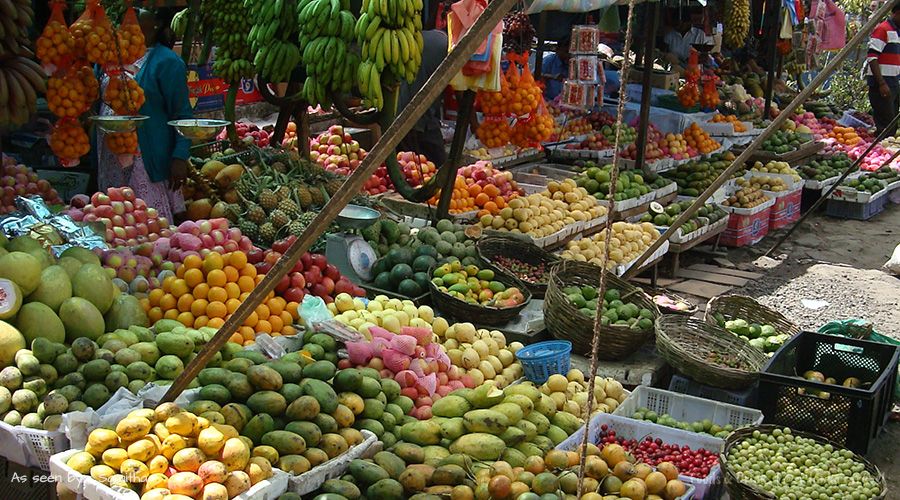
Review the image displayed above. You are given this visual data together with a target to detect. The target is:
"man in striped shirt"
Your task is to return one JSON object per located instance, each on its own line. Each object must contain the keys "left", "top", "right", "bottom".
{"left": 867, "top": 4, "right": 900, "bottom": 135}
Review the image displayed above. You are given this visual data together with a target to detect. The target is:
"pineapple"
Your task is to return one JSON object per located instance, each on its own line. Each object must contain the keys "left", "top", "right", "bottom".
{"left": 238, "top": 220, "right": 259, "bottom": 241}
{"left": 236, "top": 179, "right": 254, "bottom": 200}
{"left": 281, "top": 198, "right": 300, "bottom": 217}
{"left": 275, "top": 185, "right": 291, "bottom": 201}
{"left": 271, "top": 209, "right": 289, "bottom": 228}
{"left": 288, "top": 220, "right": 306, "bottom": 236}
{"left": 325, "top": 178, "right": 344, "bottom": 196}
{"left": 259, "top": 222, "right": 277, "bottom": 244}
{"left": 260, "top": 188, "right": 278, "bottom": 211}
{"left": 296, "top": 186, "right": 313, "bottom": 209}
{"left": 224, "top": 203, "right": 242, "bottom": 222}
{"left": 310, "top": 187, "right": 325, "bottom": 206}
{"left": 245, "top": 203, "right": 266, "bottom": 225}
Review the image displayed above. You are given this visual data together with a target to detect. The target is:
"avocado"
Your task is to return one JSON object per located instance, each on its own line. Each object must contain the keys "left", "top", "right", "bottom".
{"left": 373, "top": 271, "right": 392, "bottom": 290}
{"left": 398, "top": 279, "right": 423, "bottom": 297}
{"left": 389, "top": 264, "right": 414, "bottom": 287}
{"left": 412, "top": 255, "right": 437, "bottom": 273}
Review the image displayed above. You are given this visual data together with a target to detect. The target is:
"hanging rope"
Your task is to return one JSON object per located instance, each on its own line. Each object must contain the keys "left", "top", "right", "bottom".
{"left": 575, "top": 0, "right": 638, "bottom": 495}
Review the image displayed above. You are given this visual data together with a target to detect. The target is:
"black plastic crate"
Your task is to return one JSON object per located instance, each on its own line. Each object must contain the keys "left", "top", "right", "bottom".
{"left": 825, "top": 196, "right": 887, "bottom": 220}
{"left": 668, "top": 373, "right": 758, "bottom": 407}
{"left": 190, "top": 140, "right": 228, "bottom": 158}
{"left": 758, "top": 331, "right": 899, "bottom": 454}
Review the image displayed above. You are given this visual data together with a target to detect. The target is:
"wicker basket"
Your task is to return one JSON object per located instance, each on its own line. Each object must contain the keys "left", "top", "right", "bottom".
{"left": 720, "top": 424, "right": 887, "bottom": 500}
{"left": 544, "top": 260, "right": 658, "bottom": 360}
{"left": 656, "top": 315, "right": 768, "bottom": 390}
{"left": 427, "top": 262, "right": 532, "bottom": 326}
{"left": 476, "top": 235, "right": 560, "bottom": 298}
{"left": 705, "top": 295, "right": 801, "bottom": 336}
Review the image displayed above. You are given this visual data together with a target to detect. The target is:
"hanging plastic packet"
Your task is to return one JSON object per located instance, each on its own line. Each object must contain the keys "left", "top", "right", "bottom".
{"left": 47, "top": 65, "right": 97, "bottom": 118}
{"left": 684, "top": 49, "right": 701, "bottom": 83}
{"left": 104, "top": 131, "right": 138, "bottom": 168}
{"left": 36, "top": 1, "right": 76, "bottom": 73}
{"left": 117, "top": 3, "right": 146, "bottom": 66}
{"left": 50, "top": 120, "right": 91, "bottom": 167}
{"left": 105, "top": 70, "right": 146, "bottom": 115}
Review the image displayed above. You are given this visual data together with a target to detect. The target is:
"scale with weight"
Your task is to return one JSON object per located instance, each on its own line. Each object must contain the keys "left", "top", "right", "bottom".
{"left": 325, "top": 205, "right": 380, "bottom": 284}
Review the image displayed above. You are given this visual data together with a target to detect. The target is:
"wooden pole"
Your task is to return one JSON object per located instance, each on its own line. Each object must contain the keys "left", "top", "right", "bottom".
{"left": 633, "top": 2, "right": 659, "bottom": 170}
{"left": 763, "top": 0, "right": 781, "bottom": 115}
{"left": 621, "top": 0, "right": 899, "bottom": 280}
{"left": 162, "top": 0, "right": 518, "bottom": 402}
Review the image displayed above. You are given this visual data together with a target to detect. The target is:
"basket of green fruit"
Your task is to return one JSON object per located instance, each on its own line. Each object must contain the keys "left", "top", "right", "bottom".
{"left": 720, "top": 425, "right": 886, "bottom": 500}
{"left": 544, "top": 260, "right": 658, "bottom": 359}
{"left": 655, "top": 315, "right": 768, "bottom": 389}
{"left": 427, "top": 257, "right": 531, "bottom": 325}
{"left": 704, "top": 295, "right": 800, "bottom": 355}
{"left": 476, "top": 235, "right": 560, "bottom": 298}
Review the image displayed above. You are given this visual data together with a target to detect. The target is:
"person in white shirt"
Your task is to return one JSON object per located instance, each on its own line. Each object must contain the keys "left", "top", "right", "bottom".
{"left": 663, "top": 11, "right": 713, "bottom": 65}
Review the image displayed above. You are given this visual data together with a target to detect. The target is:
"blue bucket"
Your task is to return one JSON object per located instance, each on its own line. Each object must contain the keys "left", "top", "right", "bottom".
{"left": 515, "top": 340, "right": 572, "bottom": 384}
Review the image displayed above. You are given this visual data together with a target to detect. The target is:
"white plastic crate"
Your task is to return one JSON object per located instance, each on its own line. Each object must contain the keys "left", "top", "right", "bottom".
{"left": 613, "top": 386, "right": 763, "bottom": 429}
{"left": 50, "top": 449, "right": 289, "bottom": 500}
{"left": 0, "top": 420, "right": 69, "bottom": 471}
{"left": 286, "top": 429, "right": 379, "bottom": 495}
{"left": 557, "top": 412, "right": 723, "bottom": 499}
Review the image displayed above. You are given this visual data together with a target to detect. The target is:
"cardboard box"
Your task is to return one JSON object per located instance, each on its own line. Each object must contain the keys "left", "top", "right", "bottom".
{"left": 626, "top": 67, "right": 678, "bottom": 90}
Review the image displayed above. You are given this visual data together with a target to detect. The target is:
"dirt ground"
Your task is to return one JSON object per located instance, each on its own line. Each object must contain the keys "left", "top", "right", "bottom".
{"left": 692, "top": 202, "right": 900, "bottom": 494}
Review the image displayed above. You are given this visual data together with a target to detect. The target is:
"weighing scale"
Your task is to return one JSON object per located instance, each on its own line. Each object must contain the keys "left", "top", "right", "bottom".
{"left": 325, "top": 205, "right": 380, "bottom": 283}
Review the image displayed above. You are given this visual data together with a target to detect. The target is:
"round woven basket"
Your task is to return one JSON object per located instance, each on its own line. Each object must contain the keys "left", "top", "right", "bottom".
{"left": 544, "top": 260, "right": 658, "bottom": 360}
{"left": 427, "top": 261, "right": 532, "bottom": 326}
{"left": 720, "top": 424, "right": 887, "bottom": 500}
{"left": 705, "top": 295, "right": 801, "bottom": 336}
{"left": 477, "top": 235, "right": 560, "bottom": 299}
{"left": 655, "top": 315, "right": 768, "bottom": 390}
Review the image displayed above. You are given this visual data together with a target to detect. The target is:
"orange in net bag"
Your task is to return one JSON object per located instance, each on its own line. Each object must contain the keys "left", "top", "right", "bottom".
{"left": 105, "top": 72, "right": 145, "bottom": 114}
{"left": 476, "top": 70, "right": 510, "bottom": 116}
{"left": 117, "top": 4, "right": 146, "bottom": 65}
{"left": 511, "top": 101, "right": 553, "bottom": 147}
{"left": 36, "top": 1, "right": 76, "bottom": 72}
{"left": 47, "top": 65, "right": 98, "bottom": 118}
{"left": 506, "top": 53, "right": 541, "bottom": 116}
{"left": 476, "top": 115, "right": 512, "bottom": 148}
{"left": 105, "top": 131, "right": 139, "bottom": 154}
{"left": 71, "top": 0, "right": 118, "bottom": 66}
{"left": 50, "top": 120, "right": 91, "bottom": 167}
{"left": 677, "top": 81, "right": 699, "bottom": 108}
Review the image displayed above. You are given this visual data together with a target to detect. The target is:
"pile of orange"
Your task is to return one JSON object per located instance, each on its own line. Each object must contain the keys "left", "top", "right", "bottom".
{"left": 827, "top": 126, "right": 861, "bottom": 146}
{"left": 478, "top": 78, "right": 512, "bottom": 116}
{"left": 85, "top": 18, "right": 117, "bottom": 65}
{"left": 699, "top": 78, "right": 719, "bottom": 110}
{"left": 36, "top": 17, "right": 75, "bottom": 68}
{"left": 511, "top": 112, "right": 554, "bottom": 147}
{"left": 677, "top": 82, "right": 699, "bottom": 108}
{"left": 709, "top": 113, "right": 747, "bottom": 132}
{"left": 476, "top": 118, "right": 512, "bottom": 148}
{"left": 105, "top": 75, "right": 145, "bottom": 114}
{"left": 47, "top": 66, "right": 96, "bottom": 118}
{"left": 50, "top": 122, "right": 90, "bottom": 162}
{"left": 428, "top": 176, "right": 512, "bottom": 214}
{"left": 117, "top": 22, "right": 145, "bottom": 65}
{"left": 141, "top": 251, "right": 299, "bottom": 345}
{"left": 684, "top": 123, "right": 721, "bottom": 154}
{"left": 105, "top": 131, "right": 138, "bottom": 154}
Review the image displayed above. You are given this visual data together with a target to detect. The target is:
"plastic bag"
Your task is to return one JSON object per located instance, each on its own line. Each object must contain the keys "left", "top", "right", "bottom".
{"left": 809, "top": 0, "right": 846, "bottom": 50}
{"left": 105, "top": 71, "right": 146, "bottom": 114}
{"left": 36, "top": 1, "right": 76, "bottom": 73}
{"left": 447, "top": 0, "right": 503, "bottom": 77}
{"left": 118, "top": 4, "right": 146, "bottom": 65}
{"left": 50, "top": 120, "right": 90, "bottom": 167}
{"left": 299, "top": 294, "right": 333, "bottom": 327}
{"left": 818, "top": 319, "right": 900, "bottom": 401}
{"left": 884, "top": 243, "right": 900, "bottom": 275}
{"left": 47, "top": 65, "right": 97, "bottom": 118}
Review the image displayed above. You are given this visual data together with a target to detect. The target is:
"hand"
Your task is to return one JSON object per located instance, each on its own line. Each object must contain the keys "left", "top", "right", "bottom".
{"left": 880, "top": 82, "right": 891, "bottom": 98}
{"left": 169, "top": 158, "right": 189, "bottom": 190}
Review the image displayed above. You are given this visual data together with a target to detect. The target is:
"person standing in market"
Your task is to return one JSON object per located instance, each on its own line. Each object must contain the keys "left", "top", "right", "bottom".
{"left": 866, "top": 4, "right": 900, "bottom": 136}
{"left": 541, "top": 37, "right": 570, "bottom": 102}
{"left": 95, "top": 8, "right": 193, "bottom": 222}
{"left": 663, "top": 10, "right": 713, "bottom": 66}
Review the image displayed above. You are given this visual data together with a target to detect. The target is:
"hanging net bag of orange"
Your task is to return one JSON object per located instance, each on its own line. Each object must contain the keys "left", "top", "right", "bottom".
{"left": 50, "top": 120, "right": 91, "bottom": 167}
{"left": 47, "top": 65, "right": 98, "bottom": 119}
{"left": 105, "top": 131, "right": 139, "bottom": 168}
{"left": 677, "top": 49, "right": 700, "bottom": 108}
{"left": 117, "top": 3, "right": 146, "bottom": 65}
{"left": 105, "top": 71, "right": 146, "bottom": 115}
{"left": 512, "top": 100, "right": 554, "bottom": 147}
{"left": 36, "top": 1, "right": 76, "bottom": 73}
{"left": 506, "top": 53, "right": 541, "bottom": 117}
{"left": 70, "top": 0, "right": 118, "bottom": 66}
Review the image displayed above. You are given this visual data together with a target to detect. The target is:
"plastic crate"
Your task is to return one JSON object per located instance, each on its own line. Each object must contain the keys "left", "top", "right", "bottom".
{"left": 515, "top": 340, "right": 572, "bottom": 384}
{"left": 189, "top": 139, "right": 228, "bottom": 158}
{"left": 825, "top": 196, "right": 887, "bottom": 220}
{"left": 613, "top": 386, "right": 764, "bottom": 430}
{"left": 557, "top": 412, "right": 718, "bottom": 499}
{"left": 668, "top": 374, "right": 758, "bottom": 407}
{"left": 286, "top": 430, "right": 379, "bottom": 495}
{"left": 0, "top": 421, "right": 68, "bottom": 471}
{"left": 758, "top": 331, "right": 900, "bottom": 455}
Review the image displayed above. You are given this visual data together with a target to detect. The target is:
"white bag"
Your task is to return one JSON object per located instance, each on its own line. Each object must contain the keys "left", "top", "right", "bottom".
{"left": 885, "top": 242, "right": 900, "bottom": 275}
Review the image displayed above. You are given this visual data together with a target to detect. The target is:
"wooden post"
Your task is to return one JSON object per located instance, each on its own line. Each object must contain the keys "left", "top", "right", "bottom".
{"left": 763, "top": 0, "right": 781, "bottom": 115}
{"left": 633, "top": 2, "right": 659, "bottom": 170}
{"left": 621, "top": 0, "right": 898, "bottom": 280}
{"left": 162, "top": 0, "right": 518, "bottom": 402}
{"left": 435, "top": 90, "right": 476, "bottom": 220}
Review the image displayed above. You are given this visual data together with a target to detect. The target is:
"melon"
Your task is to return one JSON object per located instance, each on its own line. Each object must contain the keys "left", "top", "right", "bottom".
{"left": 0, "top": 320, "right": 25, "bottom": 369}
{"left": 26, "top": 265, "right": 72, "bottom": 312}
{"left": 59, "top": 297, "right": 105, "bottom": 342}
{"left": 0, "top": 247, "right": 7, "bottom": 259}
{"left": 58, "top": 257, "right": 83, "bottom": 280}
{"left": 5, "top": 237, "right": 42, "bottom": 254}
{"left": 0, "top": 252, "right": 42, "bottom": 295}
{"left": 105, "top": 294, "right": 150, "bottom": 331}
{"left": 0, "top": 279, "right": 22, "bottom": 320}
{"left": 27, "top": 249, "right": 53, "bottom": 269}
{"left": 71, "top": 264, "right": 115, "bottom": 314}
{"left": 15, "top": 302, "right": 65, "bottom": 344}
{"left": 59, "top": 247, "right": 101, "bottom": 267}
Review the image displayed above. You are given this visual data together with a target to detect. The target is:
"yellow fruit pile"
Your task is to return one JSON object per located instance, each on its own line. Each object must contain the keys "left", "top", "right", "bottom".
{"left": 439, "top": 322, "right": 524, "bottom": 388}
{"left": 329, "top": 293, "right": 436, "bottom": 337}
{"left": 66, "top": 403, "right": 275, "bottom": 499}
{"left": 560, "top": 221, "right": 660, "bottom": 269}
{"left": 539, "top": 370, "right": 628, "bottom": 417}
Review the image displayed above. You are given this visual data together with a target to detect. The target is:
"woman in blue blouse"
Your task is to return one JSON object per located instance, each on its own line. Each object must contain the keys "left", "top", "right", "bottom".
{"left": 96, "top": 9, "right": 193, "bottom": 221}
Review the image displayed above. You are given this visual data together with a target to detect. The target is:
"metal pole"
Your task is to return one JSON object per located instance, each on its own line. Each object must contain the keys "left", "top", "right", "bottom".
{"left": 633, "top": 2, "right": 659, "bottom": 170}
{"left": 622, "top": 0, "right": 900, "bottom": 279}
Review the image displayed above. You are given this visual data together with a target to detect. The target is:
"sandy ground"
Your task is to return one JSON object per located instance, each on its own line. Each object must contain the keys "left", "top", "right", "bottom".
{"left": 698, "top": 202, "right": 900, "bottom": 494}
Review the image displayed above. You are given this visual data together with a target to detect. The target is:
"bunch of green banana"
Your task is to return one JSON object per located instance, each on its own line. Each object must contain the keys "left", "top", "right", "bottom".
{"left": 247, "top": 0, "right": 301, "bottom": 82}
{"left": 354, "top": 0, "right": 423, "bottom": 110}
{"left": 297, "top": 0, "right": 358, "bottom": 107}
{"left": 202, "top": 0, "right": 254, "bottom": 82}
{"left": 170, "top": 8, "right": 190, "bottom": 38}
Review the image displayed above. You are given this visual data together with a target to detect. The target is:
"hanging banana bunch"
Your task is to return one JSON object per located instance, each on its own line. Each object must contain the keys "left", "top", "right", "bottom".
{"left": 354, "top": 0, "right": 424, "bottom": 110}
{"left": 203, "top": 0, "right": 255, "bottom": 82}
{"left": 724, "top": 0, "right": 750, "bottom": 49}
{"left": 248, "top": 0, "right": 302, "bottom": 83}
{"left": 297, "top": 0, "right": 359, "bottom": 107}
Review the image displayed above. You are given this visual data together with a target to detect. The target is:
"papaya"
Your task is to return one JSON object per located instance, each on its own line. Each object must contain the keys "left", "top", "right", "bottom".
{"left": 301, "top": 378, "right": 338, "bottom": 413}
{"left": 278, "top": 455, "right": 312, "bottom": 474}
{"left": 285, "top": 395, "right": 321, "bottom": 421}
{"left": 391, "top": 442, "right": 424, "bottom": 464}
{"left": 155, "top": 332, "right": 194, "bottom": 358}
{"left": 531, "top": 435, "right": 554, "bottom": 453}
{"left": 332, "top": 404, "right": 355, "bottom": 428}
{"left": 315, "top": 413, "right": 340, "bottom": 434}
{"left": 399, "top": 420, "right": 441, "bottom": 446}
{"left": 550, "top": 412, "right": 582, "bottom": 435}
{"left": 380, "top": 411, "right": 396, "bottom": 432}
{"left": 499, "top": 426, "right": 527, "bottom": 446}
{"left": 357, "top": 377, "right": 382, "bottom": 398}
{"left": 373, "top": 451, "right": 406, "bottom": 479}
{"left": 394, "top": 395, "right": 414, "bottom": 415}
{"left": 501, "top": 395, "right": 534, "bottom": 415}
{"left": 279, "top": 383, "right": 303, "bottom": 403}
{"left": 241, "top": 414, "right": 275, "bottom": 446}
{"left": 354, "top": 418, "right": 384, "bottom": 438}
{"left": 303, "top": 360, "right": 337, "bottom": 381}
{"left": 399, "top": 464, "right": 433, "bottom": 494}
{"left": 503, "top": 384, "right": 541, "bottom": 403}
{"left": 313, "top": 495, "right": 348, "bottom": 500}
{"left": 516, "top": 420, "right": 538, "bottom": 441}
{"left": 197, "top": 368, "right": 231, "bottom": 387}
{"left": 422, "top": 446, "right": 450, "bottom": 467}
{"left": 501, "top": 448, "right": 526, "bottom": 468}
{"left": 490, "top": 402, "right": 523, "bottom": 425}
{"left": 285, "top": 421, "right": 322, "bottom": 448}
{"left": 463, "top": 409, "right": 508, "bottom": 434}
{"left": 448, "top": 433, "right": 505, "bottom": 461}
{"left": 320, "top": 433, "right": 350, "bottom": 459}
{"left": 348, "top": 459, "right": 389, "bottom": 485}
{"left": 261, "top": 430, "right": 307, "bottom": 456}
{"left": 308, "top": 333, "right": 337, "bottom": 353}
{"left": 246, "top": 365, "right": 283, "bottom": 391}
{"left": 514, "top": 442, "right": 544, "bottom": 458}
{"left": 322, "top": 479, "right": 361, "bottom": 500}
{"left": 233, "top": 350, "right": 267, "bottom": 365}
{"left": 384, "top": 403, "right": 404, "bottom": 422}
{"left": 525, "top": 411, "right": 550, "bottom": 434}
{"left": 367, "top": 478, "right": 404, "bottom": 500}
{"left": 304, "top": 448, "right": 330, "bottom": 467}
{"left": 246, "top": 391, "right": 286, "bottom": 417}
{"left": 380, "top": 378, "right": 400, "bottom": 401}
{"left": 430, "top": 395, "right": 470, "bottom": 418}
{"left": 332, "top": 369, "right": 363, "bottom": 392}
{"left": 225, "top": 373, "right": 254, "bottom": 401}
{"left": 220, "top": 403, "right": 252, "bottom": 432}
{"left": 224, "top": 358, "right": 253, "bottom": 374}
{"left": 266, "top": 361, "right": 303, "bottom": 384}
